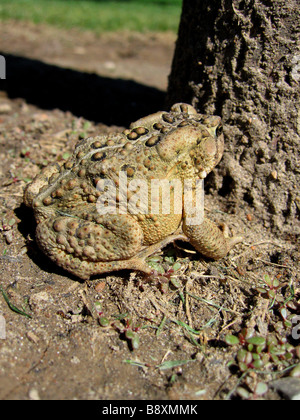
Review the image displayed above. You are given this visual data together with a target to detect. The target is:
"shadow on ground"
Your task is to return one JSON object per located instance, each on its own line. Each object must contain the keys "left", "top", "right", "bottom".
{"left": 0, "top": 53, "right": 166, "bottom": 127}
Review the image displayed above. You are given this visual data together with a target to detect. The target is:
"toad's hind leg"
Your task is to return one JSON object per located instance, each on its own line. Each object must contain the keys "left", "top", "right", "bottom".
{"left": 35, "top": 212, "right": 148, "bottom": 279}
{"left": 183, "top": 217, "right": 243, "bottom": 260}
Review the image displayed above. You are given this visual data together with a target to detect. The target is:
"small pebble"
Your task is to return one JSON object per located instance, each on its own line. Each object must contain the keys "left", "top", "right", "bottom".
{"left": 70, "top": 356, "right": 80, "bottom": 365}
{"left": 290, "top": 363, "right": 300, "bottom": 378}
{"left": 271, "top": 377, "right": 300, "bottom": 400}
{"left": 28, "top": 388, "right": 40, "bottom": 400}
{"left": 29, "top": 291, "right": 52, "bottom": 313}
{"left": 104, "top": 61, "right": 116, "bottom": 71}
{"left": 32, "top": 113, "right": 49, "bottom": 122}
{"left": 271, "top": 170, "right": 278, "bottom": 180}
{"left": 0, "top": 104, "right": 12, "bottom": 114}
{"left": 74, "top": 46, "right": 86, "bottom": 55}
{"left": 3, "top": 230, "right": 14, "bottom": 244}
{"left": 26, "top": 331, "right": 39, "bottom": 344}
{"left": 95, "top": 281, "right": 106, "bottom": 293}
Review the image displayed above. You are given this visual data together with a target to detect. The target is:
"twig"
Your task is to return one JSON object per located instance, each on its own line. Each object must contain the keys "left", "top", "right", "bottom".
{"left": 160, "top": 349, "right": 173, "bottom": 364}
{"left": 185, "top": 278, "right": 194, "bottom": 329}
{"left": 186, "top": 291, "right": 241, "bottom": 315}
{"left": 225, "top": 372, "right": 248, "bottom": 400}
{"left": 218, "top": 318, "right": 241, "bottom": 336}
{"left": 254, "top": 258, "right": 294, "bottom": 270}
{"left": 231, "top": 240, "right": 285, "bottom": 261}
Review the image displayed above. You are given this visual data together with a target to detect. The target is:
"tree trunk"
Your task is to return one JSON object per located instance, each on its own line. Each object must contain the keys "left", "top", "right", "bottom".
{"left": 167, "top": 0, "right": 300, "bottom": 238}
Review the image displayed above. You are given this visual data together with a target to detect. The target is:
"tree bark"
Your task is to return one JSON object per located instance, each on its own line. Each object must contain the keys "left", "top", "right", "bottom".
{"left": 167, "top": 0, "right": 300, "bottom": 238}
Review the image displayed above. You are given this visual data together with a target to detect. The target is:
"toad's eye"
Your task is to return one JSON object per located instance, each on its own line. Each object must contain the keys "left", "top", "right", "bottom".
{"left": 216, "top": 124, "right": 223, "bottom": 137}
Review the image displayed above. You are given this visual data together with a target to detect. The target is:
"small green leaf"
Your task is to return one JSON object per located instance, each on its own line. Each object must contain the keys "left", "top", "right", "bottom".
{"left": 126, "top": 317, "right": 133, "bottom": 327}
{"left": 147, "top": 261, "right": 165, "bottom": 274}
{"left": 256, "top": 287, "right": 267, "bottom": 294}
{"left": 225, "top": 334, "right": 240, "bottom": 345}
{"left": 164, "top": 256, "right": 175, "bottom": 264}
{"left": 172, "top": 319, "right": 202, "bottom": 335}
{"left": 123, "top": 360, "right": 148, "bottom": 368}
{"left": 172, "top": 262, "right": 181, "bottom": 271}
{"left": 268, "top": 289, "right": 276, "bottom": 299}
{"left": 280, "top": 307, "right": 288, "bottom": 319}
{"left": 170, "top": 277, "right": 181, "bottom": 288}
{"left": 147, "top": 256, "right": 162, "bottom": 263}
{"left": 113, "top": 312, "right": 128, "bottom": 321}
{"left": 131, "top": 334, "right": 140, "bottom": 350}
{"left": 178, "top": 290, "right": 185, "bottom": 304}
{"left": 62, "top": 152, "right": 70, "bottom": 160}
{"left": 125, "top": 330, "right": 135, "bottom": 340}
{"left": 246, "top": 336, "right": 266, "bottom": 347}
{"left": 271, "top": 354, "right": 279, "bottom": 363}
{"left": 264, "top": 274, "right": 272, "bottom": 286}
{"left": 0, "top": 286, "right": 32, "bottom": 319}
{"left": 256, "top": 345, "right": 264, "bottom": 354}
{"left": 236, "top": 386, "right": 250, "bottom": 399}
{"left": 261, "top": 353, "right": 270, "bottom": 365}
{"left": 285, "top": 352, "right": 293, "bottom": 361}
{"left": 241, "top": 327, "right": 254, "bottom": 340}
{"left": 94, "top": 302, "right": 102, "bottom": 311}
{"left": 237, "top": 349, "right": 248, "bottom": 363}
{"left": 247, "top": 343, "right": 254, "bottom": 352}
{"left": 156, "top": 315, "right": 167, "bottom": 337}
{"left": 83, "top": 121, "right": 91, "bottom": 130}
{"left": 269, "top": 345, "right": 285, "bottom": 356}
{"left": 252, "top": 359, "right": 264, "bottom": 369}
{"left": 255, "top": 382, "right": 268, "bottom": 396}
{"left": 99, "top": 316, "right": 110, "bottom": 327}
{"left": 238, "top": 362, "right": 249, "bottom": 372}
{"left": 158, "top": 359, "right": 194, "bottom": 371}
{"left": 284, "top": 320, "right": 292, "bottom": 328}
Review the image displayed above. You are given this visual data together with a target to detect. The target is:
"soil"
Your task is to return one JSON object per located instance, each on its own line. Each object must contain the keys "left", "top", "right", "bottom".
{"left": 0, "top": 20, "right": 299, "bottom": 401}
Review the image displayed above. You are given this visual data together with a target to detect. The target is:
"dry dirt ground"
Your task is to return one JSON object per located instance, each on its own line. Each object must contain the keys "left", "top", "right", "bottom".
{"left": 0, "top": 21, "right": 299, "bottom": 400}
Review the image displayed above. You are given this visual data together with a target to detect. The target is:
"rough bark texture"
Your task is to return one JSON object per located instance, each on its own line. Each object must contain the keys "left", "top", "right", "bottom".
{"left": 167, "top": 0, "right": 300, "bottom": 238}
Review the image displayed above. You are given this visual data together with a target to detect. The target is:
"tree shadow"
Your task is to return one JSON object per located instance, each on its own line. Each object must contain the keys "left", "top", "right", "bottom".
{"left": 0, "top": 53, "right": 166, "bottom": 127}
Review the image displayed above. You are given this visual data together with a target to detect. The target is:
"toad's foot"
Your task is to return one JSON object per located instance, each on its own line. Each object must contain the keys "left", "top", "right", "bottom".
{"left": 183, "top": 217, "right": 243, "bottom": 260}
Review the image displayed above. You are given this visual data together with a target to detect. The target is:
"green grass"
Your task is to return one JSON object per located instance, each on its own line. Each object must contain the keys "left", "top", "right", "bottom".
{"left": 0, "top": 0, "right": 183, "bottom": 33}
